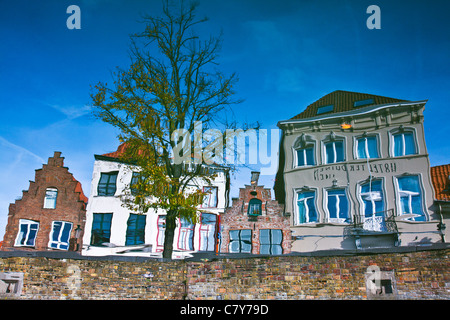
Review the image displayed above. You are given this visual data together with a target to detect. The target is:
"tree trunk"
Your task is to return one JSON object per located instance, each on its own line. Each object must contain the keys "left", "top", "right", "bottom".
{"left": 163, "top": 209, "right": 177, "bottom": 259}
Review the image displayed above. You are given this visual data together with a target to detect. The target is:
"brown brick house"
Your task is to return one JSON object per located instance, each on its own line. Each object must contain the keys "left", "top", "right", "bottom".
{"left": 220, "top": 172, "right": 291, "bottom": 255}
{"left": 2, "top": 152, "right": 87, "bottom": 252}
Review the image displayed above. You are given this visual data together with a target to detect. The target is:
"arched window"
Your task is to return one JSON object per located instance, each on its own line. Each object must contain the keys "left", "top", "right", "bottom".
{"left": 248, "top": 198, "right": 262, "bottom": 216}
{"left": 43, "top": 188, "right": 58, "bottom": 209}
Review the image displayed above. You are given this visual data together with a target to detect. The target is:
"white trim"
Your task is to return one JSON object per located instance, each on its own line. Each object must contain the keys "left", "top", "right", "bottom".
{"left": 15, "top": 219, "right": 40, "bottom": 247}
{"left": 277, "top": 100, "right": 427, "bottom": 126}
{"left": 393, "top": 174, "right": 428, "bottom": 221}
{"left": 48, "top": 221, "right": 73, "bottom": 250}
{"left": 388, "top": 127, "right": 419, "bottom": 157}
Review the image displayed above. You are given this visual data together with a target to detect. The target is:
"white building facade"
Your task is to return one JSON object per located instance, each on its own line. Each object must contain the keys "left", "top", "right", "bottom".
{"left": 82, "top": 147, "right": 229, "bottom": 259}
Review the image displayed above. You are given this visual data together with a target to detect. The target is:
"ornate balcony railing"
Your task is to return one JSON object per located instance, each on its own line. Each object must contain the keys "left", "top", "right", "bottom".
{"left": 344, "top": 209, "right": 398, "bottom": 236}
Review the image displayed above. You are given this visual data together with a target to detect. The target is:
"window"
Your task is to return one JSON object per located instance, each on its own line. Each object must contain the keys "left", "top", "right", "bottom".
{"left": 229, "top": 229, "right": 252, "bottom": 253}
{"left": 325, "top": 140, "right": 345, "bottom": 164}
{"left": 396, "top": 175, "right": 426, "bottom": 221}
{"left": 248, "top": 198, "right": 262, "bottom": 216}
{"left": 202, "top": 186, "right": 218, "bottom": 208}
{"left": 393, "top": 131, "right": 416, "bottom": 157}
{"left": 354, "top": 99, "right": 374, "bottom": 107}
{"left": 156, "top": 215, "right": 166, "bottom": 251}
{"left": 296, "top": 146, "right": 315, "bottom": 166}
{"left": 357, "top": 136, "right": 379, "bottom": 159}
{"left": 177, "top": 218, "right": 194, "bottom": 251}
{"left": 48, "top": 221, "right": 73, "bottom": 250}
{"left": 327, "top": 189, "right": 350, "bottom": 223}
{"left": 259, "top": 229, "right": 283, "bottom": 255}
{"left": 360, "top": 180, "right": 384, "bottom": 217}
{"left": 15, "top": 220, "right": 39, "bottom": 247}
{"left": 130, "top": 172, "right": 142, "bottom": 195}
{"left": 43, "top": 188, "right": 58, "bottom": 209}
{"left": 97, "top": 172, "right": 118, "bottom": 196}
{"left": 125, "top": 214, "right": 146, "bottom": 246}
{"left": 317, "top": 104, "right": 334, "bottom": 115}
{"left": 90, "top": 213, "right": 113, "bottom": 246}
{"left": 199, "top": 213, "right": 217, "bottom": 251}
{"left": 359, "top": 180, "right": 386, "bottom": 231}
{"left": 296, "top": 191, "right": 317, "bottom": 224}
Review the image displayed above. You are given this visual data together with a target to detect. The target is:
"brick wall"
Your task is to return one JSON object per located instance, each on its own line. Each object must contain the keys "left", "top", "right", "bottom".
{"left": 0, "top": 247, "right": 448, "bottom": 300}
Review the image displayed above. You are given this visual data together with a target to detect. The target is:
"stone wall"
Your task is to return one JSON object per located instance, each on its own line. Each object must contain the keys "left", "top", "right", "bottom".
{"left": 0, "top": 247, "right": 448, "bottom": 300}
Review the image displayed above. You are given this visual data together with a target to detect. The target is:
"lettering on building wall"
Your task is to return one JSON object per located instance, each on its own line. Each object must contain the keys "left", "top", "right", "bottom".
{"left": 313, "top": 162, "right": 397, "bottom": 181}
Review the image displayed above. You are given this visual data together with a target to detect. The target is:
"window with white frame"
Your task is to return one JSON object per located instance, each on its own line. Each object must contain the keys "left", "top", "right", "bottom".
{"left": 356, "top": 135, "right": 379, "bottom": 159}
{"left": 293, "top": 134, "right": 315, "bottom": 167}
{"left": 326, "top": 189, "right": 350, "bottom": 223}
{"left": 296, "top": 190, "right": 318, "bottom": 225}
{"left": 48, "top": 221, "right": 73, "bottom": 250}
{"left": 156, "top": 215, "right": 166, "bottom": 251}
{"left": 396, "top": 175, "right": 426, "bottom": 221}
{"left": 229, "top": 229, "right": 252, "bottom": 253}
{"left": 202, "top": 186, "right": 218, "bottom": 208}
{"left": 199, "top": 213, "right": 217, "bottom": 251}
{"left": 392, "top": 130, "right": 417, "bottom": 157}
{"left": 43, "top": 188, "right": 58, "bottom": 209}
{"left": 15, "top": 219, "right": 39, "bottom": 247}
{"left": 360, "top": 180, "right": 385, "bottom": 218}
{"left": 296, "top": 146, "right": 315, "bottom": 167}
{"left": 177, "top": 218, "right": 194, "bottom": 251}
{"left": 359, "top": 179, "right": 387, "bottom": 232}
{"left": 323, "top": 133, "right": 345, "bottom": 164}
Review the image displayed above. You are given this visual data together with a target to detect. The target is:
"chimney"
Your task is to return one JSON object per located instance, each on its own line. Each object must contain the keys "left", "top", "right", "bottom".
{"left": 250, "top": 171, "right": 260, "bottom": 186}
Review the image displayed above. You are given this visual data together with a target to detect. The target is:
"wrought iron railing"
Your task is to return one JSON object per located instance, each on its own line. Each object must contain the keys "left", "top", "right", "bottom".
{"left": 344, "top": 209, "right": 398, "bottom": 236}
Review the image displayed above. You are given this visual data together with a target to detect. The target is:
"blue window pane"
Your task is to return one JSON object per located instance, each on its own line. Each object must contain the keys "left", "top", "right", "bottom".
{"left": 325, "top": 143, "right": 334, "bottom": 164}
{"left": 328, "top": 195, "right": 338, "bottom": 219}
{"left": 52, "top": 221, "right": 62, "bottom": 242}
{"left": 307, "top": 198, "right": 317, "bottom": 222}
{"left": 404, "top": 133, "right": 416, "bottom": 155}
{"left": 394, "top": 134, "right": 403, "bottom": 156}
{"left": 367, "top": 137, "right": 379, "bottom": 158}
{"left": 317, "top": 104, "right": 334, "bottom": 114}
{"left": 335, "top": 141, "right": 344, "bottom": 162}
{"left": 305, "top": 147, "right": 314, "bottom": 165}
{"left": 354, "top": 99, "right": 374, "bottom": 107}
{"left": 27, "top": 224, "right": 38, "bottom": 246}
{"left": 357, "top": 138, "right": 367, "bottom": 158}
{"left": 398, "top": 176, "right": 420, "bottom": 192}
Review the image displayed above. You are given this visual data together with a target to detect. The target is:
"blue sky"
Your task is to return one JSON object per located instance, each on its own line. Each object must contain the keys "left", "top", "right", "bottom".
{"left": 1, "top": 0, "right": 449, "bottom": 239}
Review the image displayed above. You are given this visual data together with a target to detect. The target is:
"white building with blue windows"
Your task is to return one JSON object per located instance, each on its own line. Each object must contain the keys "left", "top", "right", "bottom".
{"left": 275, "top": 90, "right": 442, "bottom": 252}
{"left": 82, "top": 144, "right": 229, "bottom": 258}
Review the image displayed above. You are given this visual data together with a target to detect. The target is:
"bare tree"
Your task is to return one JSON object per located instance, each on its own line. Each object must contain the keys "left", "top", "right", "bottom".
{"left": 90, "top": 1, "right": 241, "bottom": 259}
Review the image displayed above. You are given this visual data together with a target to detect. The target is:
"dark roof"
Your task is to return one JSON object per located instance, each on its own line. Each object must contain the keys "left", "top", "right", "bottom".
{"left": 290, "top": 90, "right": 409, "bottom": 120}
{"left": 431, "top": 164, "right": 450, "bottom": 201}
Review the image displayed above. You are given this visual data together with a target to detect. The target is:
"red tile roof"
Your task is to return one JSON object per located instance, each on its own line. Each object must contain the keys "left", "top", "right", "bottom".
{"left": 430, "top": 164, "right": 450, "bottom": 201}
{"left": 290, "top": 90, "right": 408, "bottom": 120}
{"left": 102, "top": 142, "right": 129, "bottom": 158}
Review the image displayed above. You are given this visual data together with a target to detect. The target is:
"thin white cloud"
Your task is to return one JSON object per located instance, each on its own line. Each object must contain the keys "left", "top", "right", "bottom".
{"left": 46, "top": 103, "right": 93, "bottom": 120}
{"left": 0, "top": 136, "right": 45, "bottom": 163}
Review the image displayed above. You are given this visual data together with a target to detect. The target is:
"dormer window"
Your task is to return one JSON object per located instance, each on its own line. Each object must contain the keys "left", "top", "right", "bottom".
{"left": 354, "top": 98, "right": 374, "bottom": 107}
{"left": 317, "top": 104, "right": 334, "bottom": 115}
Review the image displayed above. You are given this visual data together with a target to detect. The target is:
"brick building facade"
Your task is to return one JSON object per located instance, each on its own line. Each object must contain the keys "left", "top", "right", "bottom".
{"left": 220, "top": 172, "right": 291, "bottom": 255}
{"left": 2, "top": 152, "right": 87, "bottom": 252}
